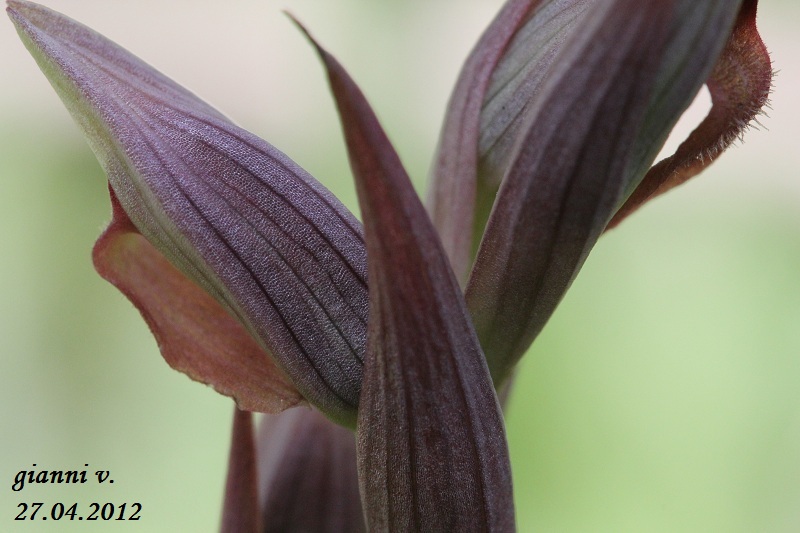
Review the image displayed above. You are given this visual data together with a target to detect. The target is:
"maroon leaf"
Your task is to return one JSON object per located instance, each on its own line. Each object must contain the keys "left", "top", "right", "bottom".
{"left": 608, "top": 0, "right": 773, "bottom": 228}
{"left": 466, "top": 0, "right": 745, "bottom": 385}
{"left": 294, "top": 21, "right": 515, "bottom": 531}
{"left": 476, "top": 0, "right": 592, "bottom": 196}
{"left": 8, "top": 0, "right": 369, "bottom": 424}
{"left": 220, "top": 408, "right": 261, "bottom": 533}
{"left": 426, "top": 0, "right": 536, "bottom": 284}
{"left": 428, "top": 0, "right": 595, "bottom": 285}
{"left": 257, "top": 407, "right": 365, "bottom": 533}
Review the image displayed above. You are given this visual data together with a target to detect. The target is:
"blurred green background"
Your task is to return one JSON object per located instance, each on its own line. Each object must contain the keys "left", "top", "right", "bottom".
{"left": 1, "top": 1, "right": 798, "bottom": 531}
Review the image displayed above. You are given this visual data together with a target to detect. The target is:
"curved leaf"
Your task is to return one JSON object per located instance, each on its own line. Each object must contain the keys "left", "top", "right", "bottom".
{"left": 608, "top": 0, "right": 773, "bottom": 227}
{"left": 477, "top": 0, "right": 592, "bottom": 191}
{"left": 297, "top": 23, "right": 516, "bottom": 531}
{"left": 427, "top": 0, "right": 536, "bottom": 283}
{"left": 9, "top": 0, "right": 369, "bottom": 425}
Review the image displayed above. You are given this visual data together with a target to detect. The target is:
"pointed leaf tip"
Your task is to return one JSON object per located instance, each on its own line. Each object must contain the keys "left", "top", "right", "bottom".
{"left": 10, "top": 1, "right": 369, "bottom": 424}
{"left": 302, "top": 29, "right": 515, "bottom": 531}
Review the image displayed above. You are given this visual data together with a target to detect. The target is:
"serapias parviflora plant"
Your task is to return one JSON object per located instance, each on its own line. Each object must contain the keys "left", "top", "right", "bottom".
{"left": 8, "top": 0, "right": 772, "bottom": 531}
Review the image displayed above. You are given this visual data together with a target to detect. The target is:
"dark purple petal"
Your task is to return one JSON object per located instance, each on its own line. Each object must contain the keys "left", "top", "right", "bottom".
{"left": 477, "top": 0, "right": 592, "bottom": 194}
{"left": 608, "top": 0, "right": 773, "bottom": 228}
{"left": 428, "top": 0, "right": 593, "bottom": 285}
{"left": 466, "top": 0, "right": 745, "bottom": 384}
{"left": 295, "top": 22, "right": 515, "bottom": 531}
{"left": 221, "top": 408, "right": 261, "bottom": 533}
{"left": 426, "top": 0, "right": 535, "bottom": 284}
{"left": 257, "top": 407, "right": 365, "bottom": 533}
{"left": 8, "top": 0, "right": 368, "bottom": 424}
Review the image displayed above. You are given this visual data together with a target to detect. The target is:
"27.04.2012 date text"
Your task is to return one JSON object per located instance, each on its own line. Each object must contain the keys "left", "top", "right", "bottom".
{"left": 15, "top": 502, "right": 141, "bottom": 521}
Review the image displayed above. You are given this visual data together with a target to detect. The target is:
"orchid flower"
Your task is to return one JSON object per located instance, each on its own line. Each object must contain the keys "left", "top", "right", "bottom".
{"left": 8, "top": 0, "right": 772, "bottom": 530}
